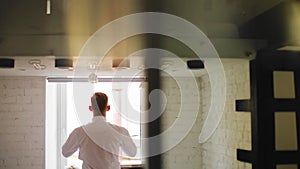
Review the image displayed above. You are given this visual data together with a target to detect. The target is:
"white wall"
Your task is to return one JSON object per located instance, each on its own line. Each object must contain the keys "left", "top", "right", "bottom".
{"left": 200, "top": 59, "right": 252, "bottom": 169}
{"left": 161, "top": 59, "right": 252, "bottom": 169}
{"left": 161, "top": 75, "right": 202, "bottom": 169}
{"left": 0, "top": 59, "right": 252, "bottom": 169}
{"left": 0, "top": 77, "right": 45, "bottom": 169}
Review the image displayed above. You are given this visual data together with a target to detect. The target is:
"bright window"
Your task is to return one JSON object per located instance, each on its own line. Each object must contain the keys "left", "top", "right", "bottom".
{"left": 46, "top": 80, "right": 143, "bottom": 169}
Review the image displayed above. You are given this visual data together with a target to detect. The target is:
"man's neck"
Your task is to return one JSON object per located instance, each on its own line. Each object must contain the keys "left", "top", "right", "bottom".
{"left": 93, "top": 114, "right": 106, "bottom": 119}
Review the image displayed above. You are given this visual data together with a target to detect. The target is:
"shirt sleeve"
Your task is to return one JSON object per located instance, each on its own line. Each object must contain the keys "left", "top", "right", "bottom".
{"left": 120, "top": 128, "right": 137, "bottom": 157}
{"left": 62, "top": 128, "right": 80, "bottom": 157}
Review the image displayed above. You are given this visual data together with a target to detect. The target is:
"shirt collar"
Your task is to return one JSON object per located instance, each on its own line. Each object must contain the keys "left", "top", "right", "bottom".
{"left": 92, "top": 116, "right": 106, "bottom": 123}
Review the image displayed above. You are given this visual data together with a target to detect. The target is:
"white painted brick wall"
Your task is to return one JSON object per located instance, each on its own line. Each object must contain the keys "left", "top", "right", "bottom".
{"left": 0, "top": 77, "right": 45, "bottom": 169}
{"left": 160, "top": 74, "right": 203, "bottom": 169}
{"left": 161, "top": 59, "right": 251, "bottom": 169}
{"left": 0, "top": 60, "right": 251, "bottom": 169}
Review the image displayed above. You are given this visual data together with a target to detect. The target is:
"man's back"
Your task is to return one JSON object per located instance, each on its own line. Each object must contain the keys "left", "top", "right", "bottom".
{"left": 62, "top": 116, "right": 137, "bottom": 169}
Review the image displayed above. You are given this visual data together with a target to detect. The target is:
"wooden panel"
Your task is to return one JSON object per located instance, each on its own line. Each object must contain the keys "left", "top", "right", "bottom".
{"left": 276, "top": 164, "right": 297, "bottom": 169}
{"left": 275, "top": 112, "right": 298, "bottom": 151}
{"left": 273, "top": 71, "right": 295, "bottom": 99}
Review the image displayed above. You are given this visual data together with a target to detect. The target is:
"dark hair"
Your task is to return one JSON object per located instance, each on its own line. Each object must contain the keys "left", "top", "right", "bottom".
{"left": 91, "top": 92, "right": 108, "bottom": 115}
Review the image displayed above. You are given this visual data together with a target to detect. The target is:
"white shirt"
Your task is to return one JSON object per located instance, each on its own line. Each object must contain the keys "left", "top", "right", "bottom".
{"left": 62, "top": 116, "right": 137, "bottom": 169}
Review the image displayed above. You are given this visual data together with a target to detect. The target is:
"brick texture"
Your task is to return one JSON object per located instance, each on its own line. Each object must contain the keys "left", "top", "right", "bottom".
{"left": 0, "top": 59, "right": 250, "bottom": 169}
{"left": 161, "top": 59, "right": 251, "bottom": 169}
{"left": 0, "top": 77, "right": 45, "bottom": 169}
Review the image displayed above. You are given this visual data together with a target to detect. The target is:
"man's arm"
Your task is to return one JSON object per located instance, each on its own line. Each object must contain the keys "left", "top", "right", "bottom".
{"left": 62, "top": 128, "right": 80, "bottom": 157}
{"left": 120, "top": 128, "right": 137, "bottom": 157}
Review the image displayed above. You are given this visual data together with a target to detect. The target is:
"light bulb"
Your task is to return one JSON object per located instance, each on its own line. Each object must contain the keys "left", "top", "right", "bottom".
{"left": 88, "top": 73, "right": 98, "bottom": 83}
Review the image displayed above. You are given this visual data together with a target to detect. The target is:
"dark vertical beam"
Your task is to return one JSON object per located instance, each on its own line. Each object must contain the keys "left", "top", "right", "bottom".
{"left": 146, "top": 67, "right": 162, "bottom": 169}
{"left": 143, "top": 0, "right": 163, "bottom": 12}
{"left": 294, "top": 71, "right": 300, "bottom": 168}
{"left": 143, "top": 1, "right": 163, "bottom": 169}
{"left": 249, "top": 60, "right": 259, "bottom": 168}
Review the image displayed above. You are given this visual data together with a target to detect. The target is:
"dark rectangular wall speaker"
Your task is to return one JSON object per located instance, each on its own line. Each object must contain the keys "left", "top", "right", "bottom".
{"left": 187, "top": 60, "right": 204, "bottom": 69}
{"left": 55, "top": 58, "right": 73, "bottom": 69}
{"left": 0, "top": 58, "right": 15, "bottom": 68}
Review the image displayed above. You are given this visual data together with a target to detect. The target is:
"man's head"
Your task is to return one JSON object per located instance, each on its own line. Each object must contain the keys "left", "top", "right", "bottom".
{"left": 89, "top": 92, "right": 110, "bottom": 116}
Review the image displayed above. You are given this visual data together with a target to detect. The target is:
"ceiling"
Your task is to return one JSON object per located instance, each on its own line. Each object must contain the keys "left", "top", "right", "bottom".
{"left": 0, "top": 0, "right": 288, "bottom": 77}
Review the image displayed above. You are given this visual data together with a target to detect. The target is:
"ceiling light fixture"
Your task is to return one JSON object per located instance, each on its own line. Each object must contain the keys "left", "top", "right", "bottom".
{"left": 28, "top": 59, "right": 46, "bottom": 70}
{"left": 160, "top": 61, "right": 173, "bottom": 70}
{"left": 88, "top": 62, "right": 98, "bottom": 83}
{"left": 88, "top": 73, "right": 98, "bottom": 83}
{"left": 88, "top": 62, "right": 98, "bottom": 70}
{"left": 46, "top": 0, "right": 51, "bottom": 15}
